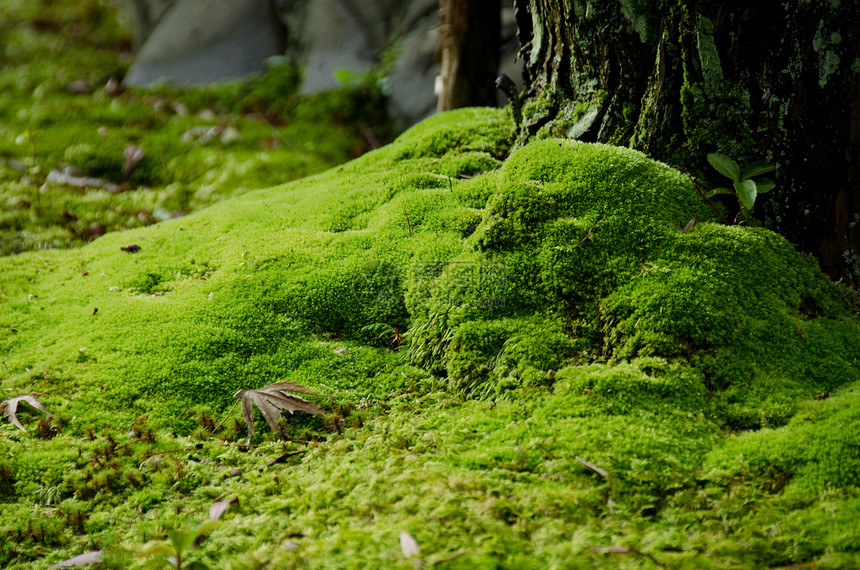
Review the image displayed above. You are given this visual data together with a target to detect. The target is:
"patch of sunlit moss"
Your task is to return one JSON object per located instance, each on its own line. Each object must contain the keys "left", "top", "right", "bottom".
{"left": 2, "top": 101, "right": 860, "bottom": 569}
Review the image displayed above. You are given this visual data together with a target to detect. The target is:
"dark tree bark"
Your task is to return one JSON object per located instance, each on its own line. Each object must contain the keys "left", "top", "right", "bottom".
{"left": 437, "top": 0, "right": 501, "bottom": 111}
{"left": 513, "top": 0, "right": 860, "bottom": 284}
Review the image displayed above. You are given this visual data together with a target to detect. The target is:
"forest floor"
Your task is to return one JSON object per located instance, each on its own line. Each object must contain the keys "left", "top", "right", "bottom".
{"left": 2, "top": 2, "right": 860, "bottom": 569}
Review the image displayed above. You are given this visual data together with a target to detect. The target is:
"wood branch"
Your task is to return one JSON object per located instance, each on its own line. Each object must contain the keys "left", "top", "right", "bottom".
{"left": 575, "top": 455, "right": 609, "bottom": 478}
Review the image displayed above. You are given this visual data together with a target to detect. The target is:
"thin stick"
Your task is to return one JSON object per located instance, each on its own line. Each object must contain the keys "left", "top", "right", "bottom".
{"left": 209, "top": 398, "right": 241, "bottom": 438}
{"left": 360, "top": 124, "right": 381, "bottom": 150}
{"left": 1, "top": 361, "right": 18, "bottom": 396}
{"left": 681, "top": 169, "right": 730, "bottom": 225}
{"left": 141, "top": 446, "right": 202, "bottom": 458}
{"left": 575, "top": 455, "right": 609, "bottom": 478}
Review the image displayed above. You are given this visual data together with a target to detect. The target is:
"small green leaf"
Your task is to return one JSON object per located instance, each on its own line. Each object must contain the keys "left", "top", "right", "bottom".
{"left": 755, "top": 178, "right": 776, "bottom": 193}
{"left": 139, "top": 544, "right": 174, "bottom": 558}
{"left": 734, "top": 179, "right": 757, "bottom": 211}
{"left": 741, "top": 161, "right": 776, "bottom": 179}
{"left": 707, "top": 153, "right": 741, "bottom": 182}
{"left": 706, "top": 186, "right": 735, "bottom": 197}
{"left": 167, "top": 529, "right": 197, "bottom": 556}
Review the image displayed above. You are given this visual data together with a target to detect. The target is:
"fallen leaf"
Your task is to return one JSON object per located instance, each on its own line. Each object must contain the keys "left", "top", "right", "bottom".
{"left": 590, "top": 546, "right": 631, "bottom": 554}
{"left": 234, "top": 382, "right": 328, "bottom": 444}
{"left": 267, "top": 450, "right": 306, "bottom": 467}
{"left": 51, "top": 550, "right": 102, "bottom": 567}
{"left": 8, "top": 159, "right": 27, "bottom": 173}
{"left": 123, "top": 145, "right": 146, "bottom": 180}
{"left": 400, "top": 531, "right": 420, "bottom": 557}
{"left": 1, "top": 393, "right": 52, "bottom": 431}
{"left": 66, "top": 79, "right": 92, "bottom": 94}
{"left": 104, "top": 76, "right": 125, "bottom": 96}
{"left": 182, "top": 125, "right": 224, "bottom": 144}
{"left": 47, "top": 167, "right": 120, "bottom": 193}
{"left": 209, "top": 496, "right": 239, "bottom": 521}
{"left": 681, "top": 215, "right": 696, "bottom": 234}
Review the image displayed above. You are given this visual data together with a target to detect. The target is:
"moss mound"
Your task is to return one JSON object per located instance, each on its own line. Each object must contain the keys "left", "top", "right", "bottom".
{"left": 1, "top": 108, "right": 859, "bottom": 568}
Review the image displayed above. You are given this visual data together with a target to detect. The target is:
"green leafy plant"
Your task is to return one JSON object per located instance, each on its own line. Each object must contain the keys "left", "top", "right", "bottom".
{"left": 140, "top": 520, "right": 220, "bottom": 569}
{"left": 706, "top": 153, "right": 776, "bottom": 218}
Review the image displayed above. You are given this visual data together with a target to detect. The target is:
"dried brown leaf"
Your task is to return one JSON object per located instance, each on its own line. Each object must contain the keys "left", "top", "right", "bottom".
{"left": 681, "top": 215, "right": 696, "bottom": 234}
{"left": 209, "top": 496, "right": 239, "bottom": 521}
{"left": 234, "top": 382, "right": 328, "bottom": 444}
{"left": 51, "top": 549, "right": 102, "bottom": 567}
{"left": 1, "top": 393, "right": 52, "bottom": 431}
{"left": 123, "top": 145, "right": 146, "bottom": 180}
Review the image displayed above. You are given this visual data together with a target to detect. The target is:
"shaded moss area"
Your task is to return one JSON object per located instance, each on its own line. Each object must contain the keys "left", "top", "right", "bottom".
{"left": 514, "top": 0, "right": 860, "bottom": 283}
{"left": 0, "top": 0, "right": 391, "bottom": 256}
{"left": 1, "top": 107, "right": 859, "bottom": 568}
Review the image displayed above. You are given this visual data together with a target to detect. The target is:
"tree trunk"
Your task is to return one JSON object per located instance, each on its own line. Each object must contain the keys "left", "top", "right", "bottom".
{"left": 437, "top": 0, "right": 501, "bottom": 111}
{"left": 513, "top": 0, "right": 860, "bottom": 284}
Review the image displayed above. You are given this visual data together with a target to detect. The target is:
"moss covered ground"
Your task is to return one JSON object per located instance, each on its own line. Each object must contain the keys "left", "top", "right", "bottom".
{"left": 3, "top": 3, "right": 860, "bottom": 570}
{"left": 0, "top": 0, "right": 389, "bottom": 256}
{"left": 1, "top": 104, "right": 859, "bottom": 568}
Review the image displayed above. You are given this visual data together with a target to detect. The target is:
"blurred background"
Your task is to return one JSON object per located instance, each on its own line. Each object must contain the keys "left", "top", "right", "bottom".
{"left": 0, "top": 0, "right": 521, "bottom": 256}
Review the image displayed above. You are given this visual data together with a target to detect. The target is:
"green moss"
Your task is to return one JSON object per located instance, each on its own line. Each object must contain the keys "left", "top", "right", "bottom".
{"left": 2, "top": 100, "right": 860, "bottom": 568}
{"left": 705, "top": 382, "right": 860, "bottom": 495}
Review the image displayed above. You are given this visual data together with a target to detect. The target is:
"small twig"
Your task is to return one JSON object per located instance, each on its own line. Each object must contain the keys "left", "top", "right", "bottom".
{"left": 579, "top": 218, "right": 603, "bottom": 247}
{"left": 209, "top": 398, "right": 241, "bottom": 437}
{"left": 1, "top": 361, "right": 21, "bottom": 396}
{"left": 141, "top": 446, "right": 202, "bottom": 458}
{"left": 360, "top": 124, "right": 381, "bottom": 150}
{"left": 680, "top": 168, "right": 730, "bottom": 225}
{"left": 681, "top": 215, "right": 696, "bottom": 234}
{"left": 267, "top": 449, "right": 307, "bottom": 467}
{"left": 575, "top": 455, "right": 609, "bottom": 478}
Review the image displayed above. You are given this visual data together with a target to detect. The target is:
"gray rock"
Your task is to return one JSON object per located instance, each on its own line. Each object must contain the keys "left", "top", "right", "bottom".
{"left": 124, "top": 0, "right": 286, "bottom": 86}
{"left": 297, "top": 0, "right": 447, "bottom": 126}
{"left": 120, "top": 0, "right": 522, "bottom": 127}
{"left": 122, "top": 0, "right": 174, "bottom": 48}
{"left": 298, "top": 0, "right": 413, "bottom": 94}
